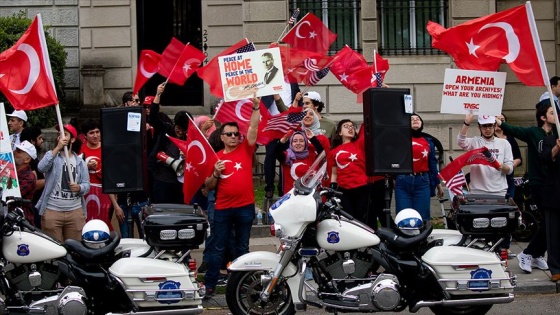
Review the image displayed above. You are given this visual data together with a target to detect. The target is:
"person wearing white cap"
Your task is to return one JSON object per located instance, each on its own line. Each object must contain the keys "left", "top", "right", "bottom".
{"left": 301, "top": 91, "right": 336, "bottom": 139}
{"left": 13, "top": 141, "right": 37, "bottom": 225}
{"left": 458, "top": 114, "right": 514, "bottom": 197}
{"left": 7, "top": 110, "right": 27, "bottom": 150}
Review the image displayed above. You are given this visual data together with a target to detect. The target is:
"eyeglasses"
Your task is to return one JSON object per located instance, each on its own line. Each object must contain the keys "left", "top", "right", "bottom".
{"left": 480, "top": 124, "right": 495, "bottom": 129}
{"left": 342, "top": 124, "right": 355, "bottom": 130}
{"left": 129, "top": 98, "right": 140, "bottom": 103}
{"left": 222, "top": 132, "right": 240, "bottom": 137}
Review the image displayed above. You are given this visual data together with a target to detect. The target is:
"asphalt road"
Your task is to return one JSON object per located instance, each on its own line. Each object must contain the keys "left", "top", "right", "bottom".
{"left": 202, "top": 293, "right": 560, "bottom": 314}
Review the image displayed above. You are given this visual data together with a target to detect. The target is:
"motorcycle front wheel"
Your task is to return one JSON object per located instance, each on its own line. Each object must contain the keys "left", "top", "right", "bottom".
{"left": 430, "top": 304, "right": 492, "bottom": 315}
{"left": 226, "top": 270, "right": 295, "bottom": 315}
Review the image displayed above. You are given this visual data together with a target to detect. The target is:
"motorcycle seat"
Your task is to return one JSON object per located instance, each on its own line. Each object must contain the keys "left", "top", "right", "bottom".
{"left": 64, "top": 231, "right": 121, "bottom": 262}
{"left": 376, "top": 222, "right": 433, "bottom": 250}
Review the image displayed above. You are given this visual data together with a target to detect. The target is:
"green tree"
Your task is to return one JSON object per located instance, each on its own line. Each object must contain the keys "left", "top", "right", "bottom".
{"left": 0, "top": 12, "right": 67, "bottom": 128}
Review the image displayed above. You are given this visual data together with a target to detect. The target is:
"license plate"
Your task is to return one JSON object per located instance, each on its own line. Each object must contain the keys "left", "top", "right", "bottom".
{"left": 468, "top": 280, "right": 489, "bottom": 290}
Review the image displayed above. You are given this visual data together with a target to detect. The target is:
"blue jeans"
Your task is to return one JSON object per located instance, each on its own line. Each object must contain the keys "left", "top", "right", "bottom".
{"left": 204, "top": 203, "right": 255, "bottom": 290}
{"left": 202, "top": 191, "right": 235, "bottom": 265}
{"left": 395, "top": 173, "right": 431, "bottom": 222}
{"left": 119, "top": 201, "right": 147, "bottom": 239}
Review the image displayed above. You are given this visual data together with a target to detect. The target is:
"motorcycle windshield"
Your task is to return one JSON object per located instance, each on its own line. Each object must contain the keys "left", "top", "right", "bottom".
{"left": 298, "top": 151, "right": 327, "bottom": 190}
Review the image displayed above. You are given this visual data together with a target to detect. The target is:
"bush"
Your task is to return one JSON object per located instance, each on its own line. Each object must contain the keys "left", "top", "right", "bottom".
{"left": 0, "top": 11, "right": 67, "bottom": 128}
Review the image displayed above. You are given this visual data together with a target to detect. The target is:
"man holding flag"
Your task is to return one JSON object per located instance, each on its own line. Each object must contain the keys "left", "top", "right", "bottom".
{"left": 202, "top": 94, "right": 260, "bottom": 299}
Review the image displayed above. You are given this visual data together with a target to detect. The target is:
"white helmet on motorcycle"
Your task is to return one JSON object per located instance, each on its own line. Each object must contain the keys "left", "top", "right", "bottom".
{"left": 82, "top": 219, "right": 110, "bottom": 249}
{"left": 395, "top": 208, "right": 424, "bottom": 236}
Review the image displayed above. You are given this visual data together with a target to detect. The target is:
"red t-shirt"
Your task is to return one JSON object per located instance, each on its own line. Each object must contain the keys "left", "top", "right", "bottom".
{"left": 328, "top": 136, "right": 368, "bottom": 189}
{"left": 81, "top": 145, "right": 102, "bottom": 185}
{"left": 280, "top": 154, "right": 316, "bottom": 195}
{"left": 412, "top": 136, "right": 430, "bottom": 173}
{"left": 215, "top": 141, "right": 255, "bottom": 209}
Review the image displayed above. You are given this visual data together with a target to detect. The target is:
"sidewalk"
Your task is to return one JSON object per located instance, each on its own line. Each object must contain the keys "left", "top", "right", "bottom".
{"left": 195, "top": 227, "right": 559, "bottom": 308}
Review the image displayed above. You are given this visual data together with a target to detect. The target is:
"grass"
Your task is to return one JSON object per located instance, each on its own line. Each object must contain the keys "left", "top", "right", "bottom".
{"left": 254, "top": 181, "right": 266, "bottom": 209}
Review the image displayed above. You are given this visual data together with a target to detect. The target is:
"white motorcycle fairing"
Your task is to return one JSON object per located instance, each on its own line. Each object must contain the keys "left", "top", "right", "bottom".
{"left": 3, "top": 231, "right": 67, "bottom": 263}
{"left": 422, "top": 246, "right": 514, "bottom": 295}
{"left": 228, "top": 251, "right": 303, "bottom": 304}
{"left": 316, "top": 218, "right": 381, "bottom": 250}
{"left": 426, "top": 228, "right": 464, "bottom": 246}
{"left": 270, "top": 190, "right": 317, "bottom": 237}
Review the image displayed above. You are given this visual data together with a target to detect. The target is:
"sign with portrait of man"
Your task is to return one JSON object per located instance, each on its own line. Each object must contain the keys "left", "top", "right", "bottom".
{"left": 218, "top": 47, "right": 284, "bottom": 101}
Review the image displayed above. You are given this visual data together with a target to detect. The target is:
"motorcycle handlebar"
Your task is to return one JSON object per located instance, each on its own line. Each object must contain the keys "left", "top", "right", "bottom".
{"left": 319, "top": 187, "right": 354, "bottom": 220}
{"left": 5, "top": 207, "right": 36, "bottom": 232}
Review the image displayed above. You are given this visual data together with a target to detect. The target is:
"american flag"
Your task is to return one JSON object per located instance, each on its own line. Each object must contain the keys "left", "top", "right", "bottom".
{"left": 236, "top": 42, "right": 256, "bottom": 54}
{"left": 262, "top": 111, "right": 306, "bottom": 134}
{"left": 446, "top": 170, "right": 467, "bottom": 196}
{"left": 307, "top": 67, "right": 330, "bottom": 86}
{"left": 289, "top": 8, "right": 300, "bottom": 25}
{"left": 374, "top": 72, "right": 383, "bottom": 87}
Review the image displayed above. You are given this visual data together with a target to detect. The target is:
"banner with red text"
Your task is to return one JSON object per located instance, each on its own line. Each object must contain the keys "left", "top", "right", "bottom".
{"left": 218, "top": 47, "right": 284, "bottom": 102}
{"left": 440, "top": 68, "right": 506, "bottom": 116}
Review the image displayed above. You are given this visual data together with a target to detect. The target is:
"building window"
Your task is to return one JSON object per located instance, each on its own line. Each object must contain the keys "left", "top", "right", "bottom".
{"left": 378, "top": 0, "right": 448, "bottom": 56}
{"left": 289, "top": 0, "right": 361, "bottom": 54}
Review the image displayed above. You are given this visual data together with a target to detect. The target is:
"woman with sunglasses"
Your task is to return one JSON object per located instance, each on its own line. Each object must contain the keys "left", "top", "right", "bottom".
{"left": 274, "top": 129, "right": 325, "bottom": 195}
{"left": 394, "top": 113, "right": 444, "bottom": 223}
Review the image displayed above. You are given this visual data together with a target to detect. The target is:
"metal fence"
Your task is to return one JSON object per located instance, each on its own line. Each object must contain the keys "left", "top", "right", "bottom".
{"left": 377, "top": 0, "right": 448, "bottom": 56}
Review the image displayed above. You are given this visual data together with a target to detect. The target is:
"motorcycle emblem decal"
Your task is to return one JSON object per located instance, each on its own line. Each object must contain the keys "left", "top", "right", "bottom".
{"left": 326, "top": 231, "right": 340, "bottom": 244}
{"left": 157, "top": 280, "right": 182, "bottom": 304}
{"left": 17, "top": 244, "right": 30, "bottom": 256}
{"left": 271, "top": 193, "right": 291, "bottom": 211}
{"left": 469, "top": 268, "right": 492, "bottom": 290}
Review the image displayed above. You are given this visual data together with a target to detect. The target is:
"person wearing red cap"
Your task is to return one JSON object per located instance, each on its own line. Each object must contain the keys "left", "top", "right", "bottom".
{"left": 36, "top": 124, "right": 90, "bottom": 242}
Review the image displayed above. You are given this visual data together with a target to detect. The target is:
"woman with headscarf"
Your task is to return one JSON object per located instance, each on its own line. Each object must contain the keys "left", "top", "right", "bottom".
{"left": 275, "top": 129, "right": 325, "bottom": 195}
{"left": 394, "top": 113, "right": 444, "bottom": 222}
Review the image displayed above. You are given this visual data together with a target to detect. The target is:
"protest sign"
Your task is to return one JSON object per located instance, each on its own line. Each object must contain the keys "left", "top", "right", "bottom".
{"left": 440, "top": 69, "right": 506, "bottom": 116}
{"left": 219, "top": 47, "right": 284, "bottom": 101}
{"left": 0, "top": 103, "right": 21, "bottom": 200}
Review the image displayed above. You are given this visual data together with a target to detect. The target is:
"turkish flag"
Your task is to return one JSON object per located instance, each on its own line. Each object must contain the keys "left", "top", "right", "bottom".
{"left": 330, "top": 46, "right": 371, "bottom": 94}
{"left": 438, "top": 147, "right": 501, "bottom": 183}
{"left": 158, "top": 38, "right": 204, "bottom": 86}
{"left": 133, "top": 50, "right": 161, "bottom": 94}
{"left": 213, "top": 98, "right": 254, "bottom": 136}
{"left": 167, "top": 118, "right": 219, "bottom": 204}
{"left": 0, "top": 14, "right": 58, "bottom": 110}
{"left": 373, "top": 51, "right": 390, "bottom": 79}
{"left": 196, "top": 39, "right": 251, "bottom": 98}
{"left": 427, "top": 3, "right": 545, "bottom": 86}
{"left": 281, "top": 12, "right": 337, "bottom": 55}
{"left": 273, "top": 44, "right": 333, "bottom": 84}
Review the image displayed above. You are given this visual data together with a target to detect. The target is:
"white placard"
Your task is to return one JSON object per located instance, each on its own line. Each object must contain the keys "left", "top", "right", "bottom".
{"left": 127, "top": 112, "right": 141, "bottom": 132}
{"left": 0, "top": 103, "right": 21, "bottom": 200}
{"left": 440, "top": 69, "right": 506, "bottom": 116}
{"left": 219, "top": 47, "right": 284, "bottom": 101}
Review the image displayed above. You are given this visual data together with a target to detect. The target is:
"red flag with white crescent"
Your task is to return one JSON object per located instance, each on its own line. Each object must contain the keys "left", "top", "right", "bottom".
{"left": 0, "top": 14, "right": 58, "bottom": 110}
{"left": 168, "top": 117, "right": 219, "bottom": 204}
{"left": 281, "top": 12, "right": 337, "bottom": 55}
{"left": 133, "top": 50, "right": 161, "bottom": 94}
{"left": 213, "top": 98, "right": 254, "bottom": 136}
{"left": 158, "top": 38, "right": 204, "bottom": 86}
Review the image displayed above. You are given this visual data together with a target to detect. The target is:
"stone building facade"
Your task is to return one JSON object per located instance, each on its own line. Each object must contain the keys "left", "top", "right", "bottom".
{"left": 1, "top": 0, "right": 559, "bottom": 171}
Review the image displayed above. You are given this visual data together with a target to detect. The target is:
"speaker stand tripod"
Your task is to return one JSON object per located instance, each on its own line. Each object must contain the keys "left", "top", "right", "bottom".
{"left": 382, "top": 176, "right": 393, "bottom": 228}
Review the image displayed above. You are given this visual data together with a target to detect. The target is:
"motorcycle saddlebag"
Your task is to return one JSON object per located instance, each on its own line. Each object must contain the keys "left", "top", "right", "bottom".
{"left": 454, "top": 194, "right": 518, "bottom": 236}
{"left": 143, "top": 203, "right": 208, "bottom": 249}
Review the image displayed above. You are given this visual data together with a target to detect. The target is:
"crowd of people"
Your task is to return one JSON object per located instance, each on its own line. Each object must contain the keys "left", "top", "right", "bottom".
{"left": 4, "top": 74, "right": 560, "bottom": 289}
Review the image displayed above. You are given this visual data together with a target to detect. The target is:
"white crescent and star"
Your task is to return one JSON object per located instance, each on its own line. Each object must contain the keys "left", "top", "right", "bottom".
{"left": 467, "top": 22, "right": 520, "bottom": 63}
{"left": 235, "top": 100, "right": 251, "bottom": 122}
{"left": 335, "top": 150, "right": 350, "bottom": 169}
{"left": 139, "top": 53, "right": 158, "bottom": 78}
{"left": 187, "top": 140, "right": 207, "bottom": 165}
{"left": 290, "top": 162, "right": 306, "bottom": 180}
{"left": 295, "top": 20, "right": 311, "bottom": 39}
{"left": 339, "top": 73, "right": 349, "bottom": 82}
{"left": 182, "top": 58, "right": 202, "bottom": 76}
{"left": 220, "top": 160, "right": 234, "bottom": 179}
{"left": 85, "top": 194, "right": 101, "bottom": 217}
{"left": 1, "top": 43, "right": 41, "bottom": 95}
{"left": 412, "top": 141, "right": 428, "bottom": 162}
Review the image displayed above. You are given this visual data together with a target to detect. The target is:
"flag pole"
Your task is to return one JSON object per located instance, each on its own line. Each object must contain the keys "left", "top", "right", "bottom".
{"left": 373, "top": 49, "right": 378, "bottom": 73}
{"left": 276, "top": 8, "right": 300, "bottom": 44}
{"left": 526, "top": 1, "right": 559, "bottom": 132}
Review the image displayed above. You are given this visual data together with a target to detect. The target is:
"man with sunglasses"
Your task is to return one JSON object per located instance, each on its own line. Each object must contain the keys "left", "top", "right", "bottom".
{"left": 457, "top": 114, "right": 513, "bottom": 197}
{"left": 202, "top": 95, "right": 260, "bottom": 299}
{"left": 121, "top": 91, "right": 140, "bottom": 107}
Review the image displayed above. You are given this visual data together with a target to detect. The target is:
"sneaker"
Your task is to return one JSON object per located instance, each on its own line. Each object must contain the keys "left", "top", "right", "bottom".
{"left": 532, "top": 256, "right": 549, "bottom": 270}
{"left": 197, "top": 261, "right": 208, "bottom": 273}
{"left": 217, "top": 273, "right": 229, "bottom": 286}
{"left": 265, "top": 190, "right": 273, "bottom": 199}
{"left": 203, "top": 287, "right": 215, "bottom": 300}
{"left": 517, "top": 252, "right": 532, "bottom": 273}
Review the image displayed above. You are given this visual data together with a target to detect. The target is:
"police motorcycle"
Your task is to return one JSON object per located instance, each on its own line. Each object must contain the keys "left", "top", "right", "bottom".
{"left": 0, "top": 197, "right": 207, "bottom": 315}
{"left": 225, "top": 152, "right": 515, "bottom": 315}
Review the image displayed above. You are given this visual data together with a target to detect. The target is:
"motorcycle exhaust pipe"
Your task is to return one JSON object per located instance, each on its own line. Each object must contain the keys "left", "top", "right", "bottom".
{"left": 410, "top": 293, "right": 514, "bottom": 312}
{"left": 106, "top": 305, "right": 203, "bottom": 315}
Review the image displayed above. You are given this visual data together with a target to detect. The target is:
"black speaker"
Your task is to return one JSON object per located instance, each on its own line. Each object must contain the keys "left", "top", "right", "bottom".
{"left": 362, "top": 88, "right": 412, "bottom": 175}
{"left": 101, "top": 107, "right": 147, "bottom": 193}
